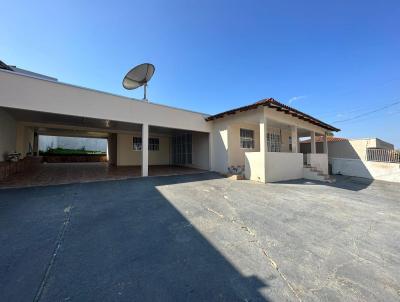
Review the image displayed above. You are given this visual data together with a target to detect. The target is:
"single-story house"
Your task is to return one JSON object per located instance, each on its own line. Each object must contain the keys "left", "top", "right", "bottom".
{"left": 0, "top": 62, "right": 340, "bottom": 183}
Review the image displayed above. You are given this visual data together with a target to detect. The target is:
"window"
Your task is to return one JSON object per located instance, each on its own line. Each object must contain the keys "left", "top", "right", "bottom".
{"left": 133, "top": 137, "right": 142, "bottom": 150}
{"left": 267, "top": 132, "right": 281, "bottom": 152}
{"left": 133, "top": 137, "right": 160, "bottom": 151}
{"left": 240, "top": 129, "right": 254, "bottom": 149}
{"left": 149, "top": 138, "right": 159, "bottom": 151}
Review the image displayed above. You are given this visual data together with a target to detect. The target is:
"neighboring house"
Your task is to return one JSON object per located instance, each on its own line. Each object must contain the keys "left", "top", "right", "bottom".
{"left": 0, "top": 62, "right": 339, "bottom": 183}
{"left": 300, "top": 136, "right": 348, "bottom": 154}
{"left": 301, "top": 137, "right": 400, "bottom": 182}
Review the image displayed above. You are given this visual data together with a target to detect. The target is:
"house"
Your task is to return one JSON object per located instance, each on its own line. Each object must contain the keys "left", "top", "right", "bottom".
{"left": 0, "top": 62, "right": 340, "bottom": 183}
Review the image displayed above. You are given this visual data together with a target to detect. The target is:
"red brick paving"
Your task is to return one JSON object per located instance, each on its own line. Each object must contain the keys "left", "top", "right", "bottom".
{"left": 0, "top": 163, "right": 205, "bottom": 189}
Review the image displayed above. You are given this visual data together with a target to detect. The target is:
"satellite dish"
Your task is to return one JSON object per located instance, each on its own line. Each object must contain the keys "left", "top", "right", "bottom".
{"left": 122, "top": 63, "right": 155, "bottom": 101}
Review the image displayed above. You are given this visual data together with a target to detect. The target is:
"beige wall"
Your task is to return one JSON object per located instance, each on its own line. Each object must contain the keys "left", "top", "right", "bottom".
{"left": 245, "top": 152, "right": 265, "bottom": 182}
{"left": 228, "top": 123, "right": 260, "bottom": 167}
{"left": 211, "top": 121, "right": 229, "bottom": 173}
{"left": 306, "top": 153, "right": 328, "bottom": 175}
{"left": 117, "top": 133, "right": 170, "bottom": 166}
{"left": 0, "top": 70, "right": 211, "bottom": 134}
{"left": 266, "top": 152, "right": 304, "bottom": 182}
{"left": 331, "top": 158, "right": 400, "bottom": 182}
{"left": 15, "top": 123, "right": 34, "bottom": 159}
{"left": 191, "top": 132, "right": 210, "bottom": 170}
{"left": 0, "top": 108, "right": 17, "bottom": 161}
{"left": 327, "top": 139, "right": 393, "bottom": 160}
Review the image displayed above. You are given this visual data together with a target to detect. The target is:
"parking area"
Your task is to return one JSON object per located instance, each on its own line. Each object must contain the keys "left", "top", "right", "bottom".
{"left": 1, "top": 173, "right": 399, "bottom": 301}
{"left": 0, "top": 162, "right": 205, "bottom": 189}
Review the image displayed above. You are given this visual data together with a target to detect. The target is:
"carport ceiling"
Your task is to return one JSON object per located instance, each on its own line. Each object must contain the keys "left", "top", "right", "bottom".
{"left": 3, "top": 107, "right": 142, "bottom": 132}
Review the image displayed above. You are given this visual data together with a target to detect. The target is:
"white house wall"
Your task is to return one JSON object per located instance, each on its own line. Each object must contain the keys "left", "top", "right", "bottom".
{"left": 0, "top": 70, "right": 211, "bottom": 133}
{"left": 331, "top": 158, "right": 400, "bottom": 183}
{"left": 117, "top": 133, "right": 170, "bottom": 166}
{"left": 266, "top": 152, "right": 304, "bottom": 182}
{"left": 211, "top": 121, "right": 229, "bottom": 173}
{"left": 15, "top": 123, "right": 34, "bottom": 158}
{"left": 0, "top": 108, "right": 17, "bottom": 161}
{"left": 191, "top": 132, "right": 210, "bottom": 170}
{"left": 228, "top": 123, "right": 260, "bottom": 167}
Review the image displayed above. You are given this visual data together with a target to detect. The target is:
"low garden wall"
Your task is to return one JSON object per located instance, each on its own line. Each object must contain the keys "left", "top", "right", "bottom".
{"left": 0, "top": 156, "right": 42, "bottom": 181}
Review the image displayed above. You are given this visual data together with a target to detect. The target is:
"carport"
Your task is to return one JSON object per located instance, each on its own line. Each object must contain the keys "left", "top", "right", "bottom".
{"left": 0, "top": 106, "right": 210, "bottom": 188}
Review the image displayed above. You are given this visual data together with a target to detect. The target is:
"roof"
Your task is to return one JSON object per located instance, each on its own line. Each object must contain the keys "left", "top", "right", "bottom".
{"left": 205, "top": 98, "right": 340, "bottom": 132}
{"left": 300, "top": 136, "right": 348, "bottom": 143}
{"left": 0, "top": 60, "right": 13, "bottom": 71}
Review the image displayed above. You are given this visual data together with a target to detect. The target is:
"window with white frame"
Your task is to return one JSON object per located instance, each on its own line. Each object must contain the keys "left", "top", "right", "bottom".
{"left": 149, "top": 138, "right": 159, "bottom": 151}
{"left": 133, "top": 137, "right": 160, "bottom": 151}
{"left": 240, "top": 128, "right": 254, "bottom": 149}
{"left": 133, "top": 137, "right": 142, "bottom": 151}
{"left": 267, "top": 132, "right": 281, "bottom": 152}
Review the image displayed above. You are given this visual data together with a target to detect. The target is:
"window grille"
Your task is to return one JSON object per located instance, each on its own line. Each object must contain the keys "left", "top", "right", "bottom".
{"left": 240, "top": 129, "right": 255, "bottom": 149}
{"left": 267, "top": 132, "right": 281, "bottom": 152}
{"left": 149, "top": 138, "right": 159, "bottom": 151}
{"left": 133, "top": 137, "right": 142, "bottom": 150}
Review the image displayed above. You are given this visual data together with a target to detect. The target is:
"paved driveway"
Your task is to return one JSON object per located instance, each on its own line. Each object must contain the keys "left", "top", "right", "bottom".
{"left": 1, "top": 173, "right": 399, "bottom": 301}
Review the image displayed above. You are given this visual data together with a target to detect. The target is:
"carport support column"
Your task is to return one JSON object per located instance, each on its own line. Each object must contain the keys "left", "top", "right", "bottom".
{"left": 323, "top": 133, "right": 328, "bottom": 154}
{"left": 142, "top": 123, "right": 149, "bottom": 177}
{"left": 260, "top": 115, "right": 268, "bottom": 183}
{"left": 310, "top": 131, "right": 316, "bottom": 154}
{"left": 291, "top": 126, "right": 298, "bottom": 153}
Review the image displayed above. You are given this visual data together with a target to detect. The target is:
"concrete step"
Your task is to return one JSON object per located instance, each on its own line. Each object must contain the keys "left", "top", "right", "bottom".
{"left": 303, "top": 166, "right": 332, "bottom": 182}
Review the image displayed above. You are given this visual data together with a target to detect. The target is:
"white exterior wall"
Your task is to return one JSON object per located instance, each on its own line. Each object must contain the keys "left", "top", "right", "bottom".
{"left": 0, "top": 108, "right": 17, "bottom": 161}
{"left": 0, "top": 70, "right": 211, "bottom": 133}
{"left": 15, "top": 124, "right": 34, "bottom": 158}
{"left": 245, "top": 152, "right": 265, "bottom": 181}
{"left": 331, "top": 158, "right": 400, "bottom": 183}
{"left": 228, "top": 123, "right": 260, "bottom": 166}
{"left": 328, "top": 138, "right": 394, "bottom": 161}
{"left": 265, "top": 152, "right": 303, "bottom": 182}
{"left": 307, "top": 153, "right": 329, "bottom": 175}
{"left": 192, "top": 132, "right": 210, "bottom": 170}
{"left": 211, "top": 121, "right": 229, "bottom": 174}
{"left": 117, "top": 133, "right": 170, "bottom": 166}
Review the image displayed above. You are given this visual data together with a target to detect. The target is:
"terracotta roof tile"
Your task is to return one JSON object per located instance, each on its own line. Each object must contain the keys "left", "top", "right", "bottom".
{"left": 300, "top": 136, "right": 348, "bottom": 143}
{"left": 205, "top": 98, "right": 340, "bottom": 132}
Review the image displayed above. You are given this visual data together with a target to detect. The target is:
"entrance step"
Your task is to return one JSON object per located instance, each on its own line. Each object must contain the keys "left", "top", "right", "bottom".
{"left": 303, "top": 166, "right": 334, "bottom": 183}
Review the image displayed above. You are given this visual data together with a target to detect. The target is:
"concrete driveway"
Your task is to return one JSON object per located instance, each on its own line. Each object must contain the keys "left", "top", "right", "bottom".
{"left": 1, "top": 173, "right": 399, "bottom": 301}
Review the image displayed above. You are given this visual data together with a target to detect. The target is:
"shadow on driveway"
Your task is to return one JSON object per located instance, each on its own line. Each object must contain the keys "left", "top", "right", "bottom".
{"left": 0, "top": 172, "right": 270, "bottom": 301}
{"left": 273, "top": 175, "right": 374, "bottom": 191}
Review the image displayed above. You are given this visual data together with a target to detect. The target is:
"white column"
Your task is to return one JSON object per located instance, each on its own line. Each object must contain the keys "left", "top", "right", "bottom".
{"left": 142, "top": 123, "right": 149, "bottom": 177}
{"left": 310, "top": 131, "right": 316, "bottom": 154}
{"left": 208, "top": 132, "right": 213, "bottom": 171}
{"left": 291, "top": 126, "right": 298, "bottom": 153}
{"left": 323, "top": 133, "right": 328, "bottom": 154}
{"left": 259, "top": 115, "right": 268, "bottom": 183}
{"left": 33, "top": 132, "right": 39, "bottom": 156}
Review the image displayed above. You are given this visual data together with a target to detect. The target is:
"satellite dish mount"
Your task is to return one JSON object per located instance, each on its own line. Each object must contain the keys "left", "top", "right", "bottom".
{"left": 122, "top": 63, "right": 155, "bottom": 101}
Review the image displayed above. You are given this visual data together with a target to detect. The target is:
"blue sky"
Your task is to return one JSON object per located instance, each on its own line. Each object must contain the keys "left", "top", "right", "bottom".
{"left": 2, "top": 0, "right": 400, "bottom": 147}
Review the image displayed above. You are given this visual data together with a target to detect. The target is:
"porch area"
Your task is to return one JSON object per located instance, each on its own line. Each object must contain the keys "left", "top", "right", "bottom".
{"left": 227, "top": 109, "right": 330, "bottom": 183}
